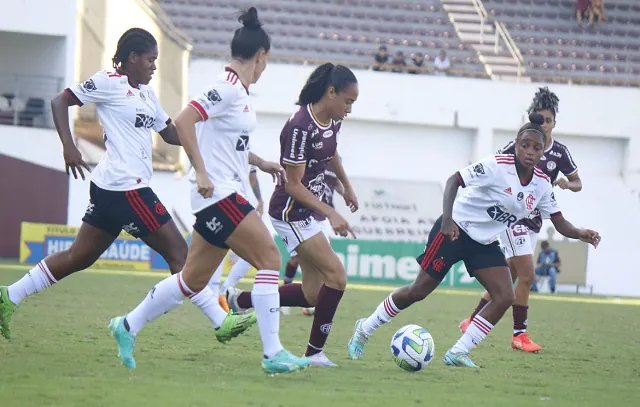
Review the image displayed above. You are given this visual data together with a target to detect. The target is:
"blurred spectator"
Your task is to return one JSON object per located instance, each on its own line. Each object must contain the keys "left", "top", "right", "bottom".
{"left": 391, "top": 51, "right": 407, "bottom": 73}
{"left": 408, "top": 52, "right": 425, "bottom": 74}
{"left": 532, "top": 241, "right": 561, "bottom": 294}
{"left": 589, "top": 0, "right": 606, "bottom": 27}
{"left": 372, "top": 45, "right": 389, "bottom": 71}
{"left": 433, "top": 50, "right": 451, "bottom": 76}
{"left": 576, "top": 0, "right": 591, "bottom": 27}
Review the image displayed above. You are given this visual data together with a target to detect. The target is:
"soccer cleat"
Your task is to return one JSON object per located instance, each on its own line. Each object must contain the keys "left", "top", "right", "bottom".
{"left": 0, "top": 286, "right": 17, "bottom": 340}
{"left": 347, "top": 318, "right": 369, "bottom": 360}
{"left": 301, "top": 307, "right": 315, "bottom": 316}
{"left": 109, "top": 316, "right": 137, "bottom": 369}
{"left": 443, "top": 350, "right": 479, "bottom": 368}
{"left": 226, "top": 287, "right": 250, "bottom": 315}
{"left": 280, "top": 306, "right": 291, "bottom": 315}
{"left": 459, "top": 317, "right": 471, "bottom": 333}
{"left": 218, "top": 294, "right": 230, "bottom": 313}
{"left": 261, "top": 349, "right": 311, "bottom": 375}
{"left": 308, "top": 351, "right": 338, "bottom": 367}
{"left": 214, "top": 310, "right": 257, "bottom": 343}
{"left": 511, "top": 333, "right": 542, "bottom": 353}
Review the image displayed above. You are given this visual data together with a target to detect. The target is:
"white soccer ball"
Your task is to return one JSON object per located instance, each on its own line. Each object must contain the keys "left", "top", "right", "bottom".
{"left": 390, "top": 324, "right": 435, "bottom": 372}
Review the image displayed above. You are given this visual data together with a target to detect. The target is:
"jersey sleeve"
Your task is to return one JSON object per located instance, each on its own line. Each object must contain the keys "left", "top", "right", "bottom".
{"left": 148, "top": 88, "right": 171, "bottom": 132}
{"left": 496, "top": 139, "right": 516, "bottom": 154}
{"left": 281, "top": 125, "right": 309, "bottom": 166}
{"left": 456, "top": 156, "right": 497, "bottom": 188}
{"left": 188, "top": 82, "right": 233, "bottom": 121}
{"left": 537, "top": 187, "right": 562, "bottom": 219}
{"left": 65, "top": 71, "right": 112, "bottom": 106}
{"left": 557, "top": 144, "right": 578, "bottom": 177}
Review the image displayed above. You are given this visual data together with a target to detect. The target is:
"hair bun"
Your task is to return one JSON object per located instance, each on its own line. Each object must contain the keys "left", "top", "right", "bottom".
{"left": 529, "top": 112, "right": 545, "bottom": 126}
{"left": 238, "top": 7, "right": 262, "bottom": 30}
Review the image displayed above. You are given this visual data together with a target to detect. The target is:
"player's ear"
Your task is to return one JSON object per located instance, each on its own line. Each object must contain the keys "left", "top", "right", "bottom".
{"left": 327, "top": 86, "right": 336, "bottom": 100}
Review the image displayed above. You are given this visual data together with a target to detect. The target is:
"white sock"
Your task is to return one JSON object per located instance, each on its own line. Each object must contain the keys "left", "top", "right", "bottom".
{"left": 220, "top": 258, "right": 252, "bottom": 294}
{"left": 361, "top": 294, "right": 400, "bottom": 336}
{"left": 8, "top": 261, "right": 57, "bottom": 305}
{"left": 451, "top": 315, "right": 494, "bottom": 354}
{"left": 252, "top": 270, "right": 284, "bottom": 358}
{"left": 190, "top": 286, "right": 227, "bottom": 329}
{"left": 125, "top": 272, "right": 193, "bottom": 336}
{"left": 207, "top": 262, "right": 223, "bottom": 295}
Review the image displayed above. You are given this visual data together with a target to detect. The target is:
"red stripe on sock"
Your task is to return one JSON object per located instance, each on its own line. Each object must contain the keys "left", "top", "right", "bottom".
{"left": 38, "top": 262, "right": 55, "bottom": 285}
{"left": 420, "top": 232, "right": 444, "bottom": 270}
{"left": 473, "top": 318, "right": 492, "bottom": 334}
{"left": 383, "top": 297, "right": 398, "bottom": 317}
{"left": 131, "top": 190, "right": 161, "bottom": 232}
{"left": 176, "top": 275, "right": 194, "bottom": 297}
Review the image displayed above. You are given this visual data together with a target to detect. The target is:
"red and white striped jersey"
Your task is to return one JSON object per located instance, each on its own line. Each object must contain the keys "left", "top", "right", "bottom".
{"left": 187, "top": 67, "right": 256, "bottom": 213}
{"left": 66, "top": 70, "right": 170, "bottom": 191}
{"left": 453, "top": 154, "right": 561, "bottom": 244}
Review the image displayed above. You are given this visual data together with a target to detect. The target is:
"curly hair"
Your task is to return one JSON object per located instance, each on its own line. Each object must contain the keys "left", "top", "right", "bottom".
{"left": 527, "top": 86, "right": 560, "bottom": 117}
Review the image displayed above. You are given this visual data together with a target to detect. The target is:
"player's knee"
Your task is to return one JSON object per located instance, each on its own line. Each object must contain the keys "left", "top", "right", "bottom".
{"left": 323, "top": 261, "right": 347, "bottom": 290}
{"left": 517, "top": 271, "right": 535, "bottom": 288}
{"left": 165, "top": 242, "right": 188, "bottom": 275}
{"left": 493, "top": 288, "right": 516, "bottom": 309}
{"left": 252, "top": 245, "right": 281, "bottom": 271}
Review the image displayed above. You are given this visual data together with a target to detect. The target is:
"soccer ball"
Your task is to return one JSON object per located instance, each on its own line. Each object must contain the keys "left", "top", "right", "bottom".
{"left": 390, "top": 324, "right": 435, "bottom": 372}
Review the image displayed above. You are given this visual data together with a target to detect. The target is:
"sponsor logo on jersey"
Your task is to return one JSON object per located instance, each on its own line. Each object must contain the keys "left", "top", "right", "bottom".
{"left": 486, "top": 205, "right": 518, "bottom": 227}
{"left": 139, "top": 92, "right": 146, "bottom": 101}
{"left": 206, "top": 217, "right": 223, "bottom": 234}
{"left": 207, "top": 89, "right": 222, "bottom": 103}
{"left": 514, "top": 236, "right": 526, "bottom": 246}
{"left": 511, "top": 224, "right": 529, "bottom": 236}
{"left": 322, "top": 130, "right": 334, "bottom": 138}
{"left": 126, "top": 90, "right": 134, "bottom": 97}
{"left": 236, "top": 135, "right": 249, "bottom": 151}
{"left": 243, "top": 104, "right": 249, "bottom": 112}
{"left": 312, "top": 141, "right": 323, "bottom": 149}
{"left": 135, "top": 114, "right": 155, "bottom": 128}
{"left": 549, "top": 150, "right": 562, "bottom": 158}
{"left": 517, "top": 192, "right": 524, "bottom": 201}
{"left": 504, "top": 187, "right": 512, "bottom": 195}
{"left": 122, "top": 222, "right": 140, "bottom": 235}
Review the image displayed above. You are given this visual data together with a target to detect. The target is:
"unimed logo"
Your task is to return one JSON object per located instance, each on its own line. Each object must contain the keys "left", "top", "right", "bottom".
{"left": 333, "top": 243, "right": 420, "bottom": 282}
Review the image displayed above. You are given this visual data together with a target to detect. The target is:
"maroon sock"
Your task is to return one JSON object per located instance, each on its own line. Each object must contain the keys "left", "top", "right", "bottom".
{"left": 279, "top": 283, "right": 311, "bottom": 307}
{"left": 305, "top": 285, "right": 344, "bottom": 356}
{"left": 283, "top": 261, "right": 298, "bottom": 284}
{"left": 512, "top": 304, "right": 528, "bottom": 334}
{"left": 470, "top": 298, "right": 489, "bottom": 320}
{"left": 237, "top": 291, "right": 253, "bottom": 309}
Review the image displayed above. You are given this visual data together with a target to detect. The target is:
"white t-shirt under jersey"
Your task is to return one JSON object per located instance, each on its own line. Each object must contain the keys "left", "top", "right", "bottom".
{"left": 453, "top": 154, "right": 562, "bottom": 244}
{"left": 188, "top": 67, "right": 256, "bottom": 214}
{"left": 66, "top": 70, "right": 170, "bottom": 191}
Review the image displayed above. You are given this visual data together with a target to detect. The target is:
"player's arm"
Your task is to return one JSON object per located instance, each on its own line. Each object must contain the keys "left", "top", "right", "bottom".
{"left": 540, "top": 190, "right": 600, "bottom": 247}
{"left": 442, "top": 173, "right": 461, "bottom": 234}
{"left": 331, "top": 151, "right": 358, "bottom": 212}
{"left": 554, "top": 146, "right": 581, "bottom": 192}
{"left": 249, "top": 171, "right": 262, "bottom": 202}
{"left": 335, "top": 179, "right": 345, "bottom": 196}
{"left": 158, "top": 123, "right": 181, "bottom": 146}
{"left": 555, "top": 172, "right": 582, "bottom": 192}
{"left": 174, "top": 106, "right": 212, "bottom": 198}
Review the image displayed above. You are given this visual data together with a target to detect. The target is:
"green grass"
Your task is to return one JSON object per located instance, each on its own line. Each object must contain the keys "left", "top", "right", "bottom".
{"left": 1, "top": 266, "right": 638, "bottom": 407}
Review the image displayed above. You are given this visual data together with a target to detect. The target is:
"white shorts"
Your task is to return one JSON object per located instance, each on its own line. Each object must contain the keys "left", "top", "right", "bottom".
{"left": 500, "top": 224, "right": 538, "bottom": 259}
{"left": 318, "top": 218, "right": 333, "bottom": 239}
{"left": 270, "top": 216, "right": 323, "bottom": 256}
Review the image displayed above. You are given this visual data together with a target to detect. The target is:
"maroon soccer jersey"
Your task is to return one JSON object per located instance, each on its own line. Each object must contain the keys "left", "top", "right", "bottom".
{"left": 499, "top": 139, "right": 578, "bottom": 233}
{"left": 312, "top": 168, "right": 338, "bottom": 221}
{"left": 269, "top": 105, "right": 342, "bottom": 222}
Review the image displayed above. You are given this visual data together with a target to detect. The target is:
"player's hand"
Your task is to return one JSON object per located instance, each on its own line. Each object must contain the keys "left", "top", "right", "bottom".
{"left": 195, "top": 170, "right": 214, "bottom": 198}
{"left": 63, "top": 145, "right": 91, "bottom": 180}
{"left": 579, "top": 229, "right": 601, "bottom": 248}
{"left": 440, "top": 218, "right": 460, "bottom": 241}
{"left": 259, "top": 161, "right": 286, "bottom": 185}
{"left": 256, "top": 200, "right": 264, "bottom": 216}
{"left": 328, "top": 210, "right": 355, "bottom": 238}
{"left": 342, "top": 186, "right": 359, "bottom": 213}
{"left": 554, "top": 178, "right": 570, "bottom": 190}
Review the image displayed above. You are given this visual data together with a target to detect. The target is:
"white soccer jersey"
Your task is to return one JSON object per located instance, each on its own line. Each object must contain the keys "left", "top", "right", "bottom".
{"left": 188, "top": 67, "right": 256, "bottom": 214}
{"left": 453, "top": 154, "right": 562, "bottom": 244}
{"left": 66, "top": 70, "right": 170, "bottom": 191}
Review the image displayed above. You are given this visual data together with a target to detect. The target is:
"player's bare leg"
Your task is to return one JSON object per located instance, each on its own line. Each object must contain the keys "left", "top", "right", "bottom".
{"left": 509, "top": 256, "right": 542, "bottom": 352}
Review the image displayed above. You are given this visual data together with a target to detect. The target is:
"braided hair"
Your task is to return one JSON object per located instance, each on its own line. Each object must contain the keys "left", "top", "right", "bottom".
{"left": 527, "top": 86, "right": 560, "bottom": 118}
{"left": 112, "top": 28, "right": 157, "bottom": 70}
{"left": 296, "top": 63, "right": 357, "bottom": 105}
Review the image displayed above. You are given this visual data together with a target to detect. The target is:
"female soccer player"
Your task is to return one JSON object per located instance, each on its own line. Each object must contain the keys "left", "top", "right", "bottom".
{"left": 347, "top": 113, "right": 600, "bottom": 368}
{"left": 227, "top": 63, "right": 360, "bottom": 367}
{"left": 0, "top": 28, "right": 250, "bottom": 343}
{"left": 108, "top": 8, "right": 310, "bottom": 375}
{"left": 459, "top": 87, "right": 582, "bottom": 353}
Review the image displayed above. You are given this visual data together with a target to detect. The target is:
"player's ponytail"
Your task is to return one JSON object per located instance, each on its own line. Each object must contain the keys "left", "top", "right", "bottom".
{"left": 112, "top": 28, "right": 157, "bottom": 70}
{"left": 516, "top": 113, "right": 547, "bottom": 144}
{"left": 231, "top": 7, "right": 271, "bottom": 59}
{"left": 527, "top": 86, "right": 559, "bottom": 117}
{"left": 296, "top": 63, "right": 358, "bottom": 105}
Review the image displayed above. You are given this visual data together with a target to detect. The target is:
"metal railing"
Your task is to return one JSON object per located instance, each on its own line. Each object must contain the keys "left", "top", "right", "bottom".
{"left": 470, "top": 0, "right": 524, "bottom": 80}
{"left": 0, "top": 73, "right": 63, "bottom": 129}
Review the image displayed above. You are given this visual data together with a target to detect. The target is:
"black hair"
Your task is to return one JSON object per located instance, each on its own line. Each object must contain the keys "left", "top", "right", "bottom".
{"left": 541, "top": 240, "right": 550, "bottom": 248}
{"left": 231, "top": 7, "right": 271, "bottom": 60}
{"left": 112, "top": 28, "right": 157, "bottom": 70}
{"left": 517, "top": 113, "right": 547, "bottom": 144}
{"left": 296, "top": 63, "right": 358, "bottom": 106}
{"left": 527, "top": 86, "right": 560, "bottom": 118}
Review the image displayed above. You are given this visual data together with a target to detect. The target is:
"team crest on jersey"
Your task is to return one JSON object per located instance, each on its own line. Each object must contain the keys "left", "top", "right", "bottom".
{"left": 82, "top": 79, "right": 96, "bottom": 92}
{"left": 473, "top": 163, "right": 485, "bottom": 175}
{"left": 155, "top": 202, "right": 167, "bottom": 215}
{"left": 140, "top": 92, "right": 146, "bottom": 101}
{"left": 546, "top": 161, "right": 556, "bottom": 171}
{"left": 207, "top": 89, "right": 222, "bottom": 103}
{"left": 525, "top": 193, "right": 536, "bottom": 210}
